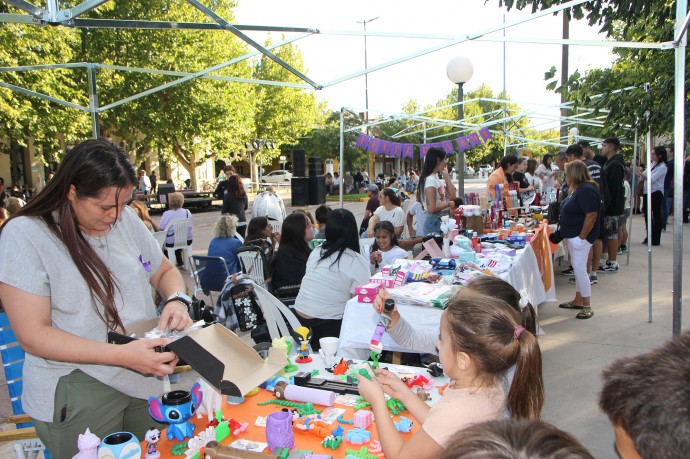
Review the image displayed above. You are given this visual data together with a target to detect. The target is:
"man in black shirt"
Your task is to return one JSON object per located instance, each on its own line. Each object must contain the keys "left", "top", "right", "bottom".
{"left": 213, "top": 165, "right": 235, "bottom": 200}
{"left": 600, "top": 137, "right": 626, "bottom": 273}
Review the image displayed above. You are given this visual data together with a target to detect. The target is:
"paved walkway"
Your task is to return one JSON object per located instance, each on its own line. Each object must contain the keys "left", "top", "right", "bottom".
{"left": 2, "top": 194, "right": 689, "bottom": 458}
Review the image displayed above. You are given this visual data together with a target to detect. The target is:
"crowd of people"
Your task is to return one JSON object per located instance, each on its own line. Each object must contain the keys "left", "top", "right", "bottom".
{"left": 2, "top": 138, "right": 690, "bottom": 458}
{"left": 325, "top": 168, "right": 421, "bottom": 195}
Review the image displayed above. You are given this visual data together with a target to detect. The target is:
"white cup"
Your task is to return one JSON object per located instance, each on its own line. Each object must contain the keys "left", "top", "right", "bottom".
{"left": 319, "top": 336, "right": 339, "bottom": 356}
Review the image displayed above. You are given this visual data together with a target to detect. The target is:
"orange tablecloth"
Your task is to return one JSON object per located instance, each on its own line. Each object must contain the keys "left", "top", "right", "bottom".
{"left": 151, "top": 381, "right": 422, "bottom": 458}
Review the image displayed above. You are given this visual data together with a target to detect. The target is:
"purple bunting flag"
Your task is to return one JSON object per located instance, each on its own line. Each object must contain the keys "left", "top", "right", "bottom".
{"left": 440, "top": 140, "right": 455, "bottom": 155}
{"left": 468, "top": 132, "right": 481, "bottom": 147}
{"left": 479, "top": 128, "right": 493, "bottom": 141}
{"left": 380, "top": 140, "right": 390, "bottom": 157}
{"left": 356, "top": 133, "right": 371, "bottom": 149}
{"left": 420, "top": 144, "right": 431, "bottom": 159}
{"left": 403, "top": 144, "right": 414, "bottom": 159}
{"left": 456, "top": 136, "right": 470, "bottom": 152}
{"left": 368, "top": 138, "right": 381, "bottom": 154}
{"left": 393, "top": 143, "right": 402, "bottom": 158}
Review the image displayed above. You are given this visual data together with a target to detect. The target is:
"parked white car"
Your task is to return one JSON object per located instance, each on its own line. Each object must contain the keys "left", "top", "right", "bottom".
{"left": 261, "top": 170, "right": 293, "bottom": 183}
{"left": 479, "top": 164, "right": 493, "bottom": 175}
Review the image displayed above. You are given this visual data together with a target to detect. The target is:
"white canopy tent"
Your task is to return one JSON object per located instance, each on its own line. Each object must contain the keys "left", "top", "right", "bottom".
{"left": 0, "top": 0, "right": 686, "bottom": 333}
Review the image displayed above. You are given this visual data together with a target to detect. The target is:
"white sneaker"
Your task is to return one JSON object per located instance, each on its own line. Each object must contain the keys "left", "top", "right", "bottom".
{"left": 601, "top": 261, "right": 619, "bottom": 273}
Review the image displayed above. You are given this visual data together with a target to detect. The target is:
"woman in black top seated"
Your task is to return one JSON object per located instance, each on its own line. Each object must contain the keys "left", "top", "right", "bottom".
{"left": 271, "top": 212, "right": 313, "bottom": 301}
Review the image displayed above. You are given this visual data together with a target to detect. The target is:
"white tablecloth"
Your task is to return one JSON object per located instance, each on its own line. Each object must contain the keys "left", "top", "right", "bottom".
{"left": 338, "top": 243, "right": 557, "bottom": 359}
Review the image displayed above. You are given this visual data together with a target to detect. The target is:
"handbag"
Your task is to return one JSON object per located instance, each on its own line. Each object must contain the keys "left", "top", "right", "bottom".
{"left": 547, "top": 200, "right": 560, "bottom": 225}
{"left": 227, "top": 275, "right": 266, "bottom": 332}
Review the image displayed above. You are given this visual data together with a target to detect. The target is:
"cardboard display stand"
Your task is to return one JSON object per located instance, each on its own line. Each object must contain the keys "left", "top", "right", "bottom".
{"left": 108, "top": 321, "right": 286, "bottom": 397}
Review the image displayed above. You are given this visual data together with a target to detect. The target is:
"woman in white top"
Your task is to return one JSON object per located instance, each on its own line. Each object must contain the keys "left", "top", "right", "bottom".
{"left": 636, "top": 146, "right": 668, "bottom": 246}
{"left": 366, "top": 188, "right": 405, "bottom": 237}
{"left": 293, "top": 208, "right": 370, "bottom": 351}
{"left": 417, "top": 147, "right": 457, "bottom": 234}
{"left": 535, "top": 154, "right": 558, "bottom": 196}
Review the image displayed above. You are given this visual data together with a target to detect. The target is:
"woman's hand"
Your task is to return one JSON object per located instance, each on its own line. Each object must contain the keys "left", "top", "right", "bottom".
{"left": 159, "top": 301, "right": 193, "bottom": 332}
{"left": 118, "top": 338, "right": 179, "bottom": 377}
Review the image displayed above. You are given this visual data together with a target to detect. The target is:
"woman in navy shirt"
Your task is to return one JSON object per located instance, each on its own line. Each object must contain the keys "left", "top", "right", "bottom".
{"left": 558, "top": 161, "right": 601, "bottom": 319}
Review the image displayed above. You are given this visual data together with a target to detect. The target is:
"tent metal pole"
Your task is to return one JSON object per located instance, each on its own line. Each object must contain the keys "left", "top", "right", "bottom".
{"left": 672, "top": 0, "right": 686, "bottom": 336}
{"left": 87, "top": 63, "right": 100, "bottom": 139}
{"left": 646, "top": 125, "right": 652, "bottom": 323}
{"left": 339, "top": 108, "right": 345, "bottom": 209}
{"left": 626, "top": 128, "right": 638, "bottom": 267}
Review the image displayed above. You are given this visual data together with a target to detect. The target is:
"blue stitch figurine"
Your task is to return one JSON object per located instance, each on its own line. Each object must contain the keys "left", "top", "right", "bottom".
{"left": 148, "top": 382, "right": 203, "bottom": 441}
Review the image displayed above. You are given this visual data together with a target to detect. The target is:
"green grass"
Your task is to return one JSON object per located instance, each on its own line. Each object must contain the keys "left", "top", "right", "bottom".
{"left": 326, "top": 193, "right": 368, "bottom": 202}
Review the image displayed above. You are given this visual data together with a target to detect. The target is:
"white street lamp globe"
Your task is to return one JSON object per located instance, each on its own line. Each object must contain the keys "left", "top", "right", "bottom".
{"left": 446, "top": 56, "right": 474, "bottom": 84}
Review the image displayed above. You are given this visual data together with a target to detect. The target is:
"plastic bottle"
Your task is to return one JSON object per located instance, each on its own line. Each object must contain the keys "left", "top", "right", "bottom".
{"left": 370, "top": 299, "right": 395, "bottom": 353}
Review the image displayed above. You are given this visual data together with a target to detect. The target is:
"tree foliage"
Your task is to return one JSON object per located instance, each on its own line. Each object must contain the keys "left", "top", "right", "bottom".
{"left": 0, "top": 4, "right": 89, "bottom": 160}
{"left": 253, "top": 36, "right": 320, "bottom": 164}
{"left": 498, "top": 0, "right": 674, "bottom": 37}
{"left": 82, "top": 0, "right": 254, "bottom": 182}
{"left": 503, "top": 0, "right": 686, "bottom": 142}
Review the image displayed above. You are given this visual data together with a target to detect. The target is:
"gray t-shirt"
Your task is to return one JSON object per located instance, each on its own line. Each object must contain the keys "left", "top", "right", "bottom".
{"left": 0, "top": 206, "right": 165, "bottom": 422}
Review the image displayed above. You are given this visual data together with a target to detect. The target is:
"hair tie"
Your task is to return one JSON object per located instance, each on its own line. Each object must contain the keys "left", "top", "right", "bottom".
{"left": 518, "top": 289, "right": 529, "bottom": 310}
{"left": 514, "top": 325, "right": 526, "bottom": 340}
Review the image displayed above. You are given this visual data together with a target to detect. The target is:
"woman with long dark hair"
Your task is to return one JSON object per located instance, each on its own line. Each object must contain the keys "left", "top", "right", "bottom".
{"left": 365, "top": 187, "right": 405, "bottom": 237}
{"left": 221, "top": 174, "right": 248, "bottom": 238}
{"left": 0, "top": 139, "right": 192, "bottom": 457}
{"left": 636, "top": 146, "right": 668, "bottom": 246}
{"left": 416, "top": 147, "right": 457, "bottom": 234}
{"left": 271, "top": 212, "right": 314, "bottom": 295}
{"left": 293, "top": 208, "right": 370, "bottom": 350}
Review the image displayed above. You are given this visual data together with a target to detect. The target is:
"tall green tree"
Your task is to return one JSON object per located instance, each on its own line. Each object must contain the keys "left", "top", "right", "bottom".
{"left": 251, "top": 35, "right": 320, "bottom": 181}
{"left": 0, "top": 4, "right": 89, "bottom": 161}
{"left": 502, "top": 0, "right": 686, "bottom": 141}
{"left": 81, "top": 0, "right": 254, "bottom": 187}
{"left": 288, "top": 109, "right": 366, "bottom": 171}
{"left": 430, "top": 83, "right": 530, "bottom": 167}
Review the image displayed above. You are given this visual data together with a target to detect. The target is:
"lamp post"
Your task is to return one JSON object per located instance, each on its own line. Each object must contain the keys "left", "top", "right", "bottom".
{"left": 446, "top": 56, "right": 474, "bottom": 199}
{"left": 245, "top": 139, "right": 276, "bottom": 186}
{"left": 357, "top": 17, "right": 379, "bottom": 128}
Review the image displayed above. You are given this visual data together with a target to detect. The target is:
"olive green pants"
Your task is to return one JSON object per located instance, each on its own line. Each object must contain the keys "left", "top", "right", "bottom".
{"left": 33, "top": 370, "right": 164, "bottom": 458}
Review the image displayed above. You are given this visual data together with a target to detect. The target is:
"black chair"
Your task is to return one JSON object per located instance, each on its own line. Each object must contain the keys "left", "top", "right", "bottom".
{"left": 190, "top": 255, "right": 231, "bottom": 304}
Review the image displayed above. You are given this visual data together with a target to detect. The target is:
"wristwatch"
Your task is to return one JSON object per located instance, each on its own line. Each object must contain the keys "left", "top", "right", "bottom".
{"left": 164, "top": 291, "right": 192, "bottom": 309}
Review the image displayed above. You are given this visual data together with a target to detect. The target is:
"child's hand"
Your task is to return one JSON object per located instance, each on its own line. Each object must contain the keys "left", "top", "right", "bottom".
{"left": 375, "top": 368, "right": 413, "bottom": 400}
{"left": 356, "top": 366, "right": 385, "bottom": 406}
{"left": 369, "top": 250, "right": 382, "bottom": 265}
{"left": 372, "top": 289, "right": 400, "bottom": 328}
{"left": 373, "top": 289, "right": 392, "bottom": 314}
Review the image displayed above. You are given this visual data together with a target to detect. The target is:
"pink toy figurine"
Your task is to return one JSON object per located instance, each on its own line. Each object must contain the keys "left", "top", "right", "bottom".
{"left": 353, "top": 410, "right": 373, "bottom": 429}
{"left": 72, "top": 427, "right": 100, "bottom": 459}
{"left": 144, "top": 428, "right": 161, "bottom": 459}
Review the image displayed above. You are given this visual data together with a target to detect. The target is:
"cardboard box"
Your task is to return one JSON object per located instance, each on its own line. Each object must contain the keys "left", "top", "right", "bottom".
{"left": 108, "top": 320, "right": 286, "bottom": 397}
{"left": 357, "top": 293, "right": 377, "bottom": 303}
{"left": 354, "top": 282, "right": 382, "bottom": 296}
{"left": 368, "top": 273, "right": 396, "bottom": 288}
